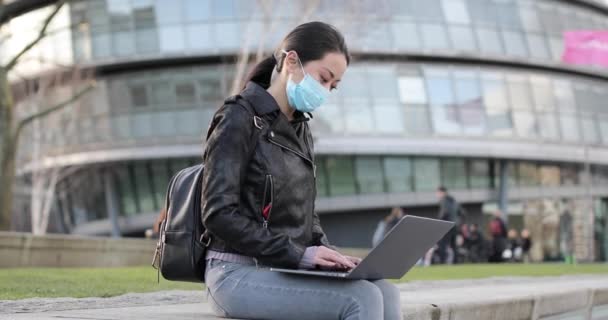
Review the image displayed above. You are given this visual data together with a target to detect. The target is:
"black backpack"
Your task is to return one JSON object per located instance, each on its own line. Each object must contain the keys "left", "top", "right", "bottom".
{"left": 152, "top": 95, "right": 265, "bottom": 283}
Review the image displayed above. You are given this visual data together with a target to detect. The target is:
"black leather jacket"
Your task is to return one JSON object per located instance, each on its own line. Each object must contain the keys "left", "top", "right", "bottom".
{"left": 201, "top": 81, "right": 332, "bottom": 268}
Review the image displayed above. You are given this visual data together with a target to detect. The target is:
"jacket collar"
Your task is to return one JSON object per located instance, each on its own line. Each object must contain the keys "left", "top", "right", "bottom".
{"left": 240, "top": 81, "right": 313, "bottom": 163}
{"left": 240, "top": 81, "right": 312, "bottom": 122}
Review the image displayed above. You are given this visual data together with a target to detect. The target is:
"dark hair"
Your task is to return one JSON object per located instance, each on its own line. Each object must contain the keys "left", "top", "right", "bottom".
{"left": 437, "top": 186, "right": 447, "bottom": 193}
{"left": 245, "top": 21, "right": 350, "bottom": 89}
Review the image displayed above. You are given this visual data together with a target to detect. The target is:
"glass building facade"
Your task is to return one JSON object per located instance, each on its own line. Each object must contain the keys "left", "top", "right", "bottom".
{"left": 6, "top": 0, "right": 608, "bottom": 261}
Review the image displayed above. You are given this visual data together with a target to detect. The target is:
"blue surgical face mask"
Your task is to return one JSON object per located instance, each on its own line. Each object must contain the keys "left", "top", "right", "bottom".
{"left": 282, "top": 50, "right": 330, "bottom": 113}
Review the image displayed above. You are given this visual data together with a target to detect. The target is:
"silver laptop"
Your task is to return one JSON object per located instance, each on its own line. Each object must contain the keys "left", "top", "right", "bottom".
{"left": 269, "top": 215, "right": 454, "bottom": 280}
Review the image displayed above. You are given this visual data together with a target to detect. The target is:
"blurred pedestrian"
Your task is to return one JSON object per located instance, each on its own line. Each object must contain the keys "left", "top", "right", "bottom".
{"left": 488, "top": 210, "right": 508, "bottom": 263}
{"left": 436, "top": 186, "right": 466, "bottom": 264}
{"left": 372, "top": 207, "right": 405, "bottom": 247}
{"left": 559, "top": 210, "right": 575, "bottom": 264}
{"left": 521, "top": 229, "right": 532, "bottom": 263}
{"left": 465, "top": 223, "right": 486, "bottom": 263}
{"left": 504, "top": 229, "right": 523, "bottom": 262}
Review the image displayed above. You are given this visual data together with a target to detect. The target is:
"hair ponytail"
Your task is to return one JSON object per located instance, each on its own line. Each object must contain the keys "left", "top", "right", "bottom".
{"left": 243, "top": 22, "right": 349, "bottom": 89}
{"left": 244, "top": 55, "right": 277, "bottom": 89}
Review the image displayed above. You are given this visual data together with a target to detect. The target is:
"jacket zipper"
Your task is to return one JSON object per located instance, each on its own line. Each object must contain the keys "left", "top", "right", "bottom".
{"left": 262, "top": 174, "right": 274, "bottom": 228}
{"left": 268, "top": 138, "right": 316, "bottom": 178}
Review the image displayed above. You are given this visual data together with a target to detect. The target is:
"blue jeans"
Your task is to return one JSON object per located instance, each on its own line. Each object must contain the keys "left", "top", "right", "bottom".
{"left": 204, "top": 258, "right": 401, "bottom": 320}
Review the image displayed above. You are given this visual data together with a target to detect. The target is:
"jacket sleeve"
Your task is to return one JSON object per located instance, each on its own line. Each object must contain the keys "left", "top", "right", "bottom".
{"left": 201, "top": 103, "right": 306, "bottom": 268}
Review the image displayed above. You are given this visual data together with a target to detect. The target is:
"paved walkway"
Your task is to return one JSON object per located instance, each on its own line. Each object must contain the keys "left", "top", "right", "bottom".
{"left": 2, "top": 275, "right": 608, "bottom": 320}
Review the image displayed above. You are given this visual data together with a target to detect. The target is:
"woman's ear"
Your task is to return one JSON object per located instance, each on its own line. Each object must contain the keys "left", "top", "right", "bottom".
{"left": 283, "top": 51, "right": 299, "bottom": 74}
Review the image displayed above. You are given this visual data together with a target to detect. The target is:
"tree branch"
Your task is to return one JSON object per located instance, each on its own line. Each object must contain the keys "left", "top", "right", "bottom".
{"left": 14, "top": 82, "right": 95, "bottom": 141}
{"left": 4, "top": 1, "right": 65, "bottom": 71}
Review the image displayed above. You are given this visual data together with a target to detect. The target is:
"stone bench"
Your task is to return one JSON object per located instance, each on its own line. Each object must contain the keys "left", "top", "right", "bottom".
{"left": 3, "top": 275, "right": 608, "bottom": 320}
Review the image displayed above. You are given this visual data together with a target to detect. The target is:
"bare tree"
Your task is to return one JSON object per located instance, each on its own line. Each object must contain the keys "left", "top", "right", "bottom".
{"left": 0, "top": 0, "right": 95, "bottom": 230}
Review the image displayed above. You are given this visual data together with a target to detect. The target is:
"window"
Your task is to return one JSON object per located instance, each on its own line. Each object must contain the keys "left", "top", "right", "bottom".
{"left": 519, "top": 3, "right": 542, "bottom": 32}
{"left": 175, "top": 82, "right": 196, "bottom": 105}
{"left": 341, "top": 68, "right": 369, "bottom": 103}
{"left": 392, "top": 22, "right": 420, "bottom": 49}
{"left": 413, "top": 157, "right": 440, "bottom": 192}
{"left": 507, "top": 161, "right": 519, "bottom": 187}
{"left": 404, "top": 105, "right": 432, "bottom": 136}
{"left": 370, "top": 66, "right": 398, "bottom": 103}
{"left": 448, "top": 25, "right": 476, "bottom": 51}
{"left": 431, "top": 104, "right": 461, "bottom": 134}
{"left": 184, "top": 0, "right": 211, "bottom": 22}
{"left": 526, "top": 33, "right": 550, "bottom": 59}
{"left": 561, "top": 164, "right": 580, "bottom": 186}
{"left": 131, "top": 113, "right": 153, "bottom": 138}
{"left": 466, "top": 0, "right": 497, "bottom": 26}
{"left": 314, "top": 102, "right": 345, "bottom": 135}
{"left": 539, "top": 164, "right": 560, "bottom": 187}
{"left": 412, "top": 0, "right": 443, "bottom": 22}
{"left": 345, "top": 102, "right": 374, "bottom": 134}
{"left": 581, "top": 115, "right": 600, "bottom": 144}
{"left": 518, "top": 162, "right": 539, "bottom": 187}
{"left": 420, "top": 23, "right": 449, "bottom": 49}
{"left": 315, "top": 157, "right": 329, "bottom": 197}
{"left": 355, "top": 157, "right": 385, "bottom": 194}
{"left": 592, "top": 165, "right": 608, "bottom": 186}
{"left": 426, "top": 71, "right": 454, "bottom": 105}
{"left": 175, "top": 109, "right": 202, "bottom": 136}
{"left": 149, "top": 80, "right": 172, "bottom": 107}
{"left": 512, "top": 111, "right": 537, "bottom": 139}
{"left": 469, "top": 159, "right": 490, "bottom": 189}
{"left": 115, "top": 166, "right": 138, "bottom": 216}
{"left": 559, "top": 113, "right": 580, "bottom": 142}
{"left": 215, "top": 22, "right": 239, "bottom": 50}
{"left": 481, "top": 74, "right": 509, "bottom": 110}
{"left": 398, "top": 77, "right": 427, "bottom": 104}
{"left": 501, "top": 30, "right": 528, "bottom": 57}
{"left": 186, "top": 24, "right": 212, "bottom": 51}
{"left": 495, "top": 1, "right": 522, "bottom": 29}
{"left": 327, "top": 157, "right": 356, "bottom": 196}
{"left": 486, "top": 109, "right": 513, "bottom": 136}
{"left": 129, "top": 85, "right": 148, "bottom": 107}
{"left": 91, "top": 26, "right": 111, "bottom": 58}
{"left": 383, "top": 157, "right": 413, "bottom": 192}
{"left": 214, "top": 0, "right": 236, "bottom": 18}
{"left": 599, "top": 116, "right": 608, "bottom": 145}
{"left": 538, "top": 112, "right": 560, "bottom": 140}
{"left": 442, "top": 0, "right": 470, "bottom": 24}
{"left": 530, "top": 75, "right": 554, "bottom": 111}
{"left": 507, "top": 75, "right": 533, "bottom": 110}
{"left": 454, "top": 71, "right": 485, "bottom": 135}
{"left": 375, "top": 104, "right": 405, "bottom": 134}
{"left": 159, "top": 25, "right": 185, "bottom": 52}
{"left": 155, "top": 0, "right": 182, "bottom": 25}
{"left": 441, "top": 158, "right": 468, "bottom": 190}
{"left": 134, "top": 162, "right": 156, "bottom": 212}
{"left": 553, "top": 80, "right": 576, "bottom": 111}
{"left": 476, "top": 28, "right": 503, "bottom": 54}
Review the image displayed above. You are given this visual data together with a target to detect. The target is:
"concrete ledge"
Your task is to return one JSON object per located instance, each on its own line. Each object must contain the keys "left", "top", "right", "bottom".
{"left": 3, "top": 275, "right": 608, "bottom": 320}
{"left": 0, "top": 232, "right": 156, "bottom": 268}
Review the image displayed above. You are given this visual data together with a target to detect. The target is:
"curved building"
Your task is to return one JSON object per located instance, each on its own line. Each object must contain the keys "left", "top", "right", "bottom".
{"left": 4, "top": 0, "right": 608, "bottom": 262}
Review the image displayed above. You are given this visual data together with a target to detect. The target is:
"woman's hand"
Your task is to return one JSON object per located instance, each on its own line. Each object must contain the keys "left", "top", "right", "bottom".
{"left": 345, "top": 255, "right": 362, "bottom": 266}
{"left": 313, "top": 246, "right": 356, "bottom": 270}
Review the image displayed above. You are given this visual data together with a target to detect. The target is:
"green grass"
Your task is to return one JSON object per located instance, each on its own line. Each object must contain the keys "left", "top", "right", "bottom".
{"left": 1, "top": 263, "right": 607, "bottom": 300}
{"left": 0, "top": 267, "right": 201, "bottom": 300}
